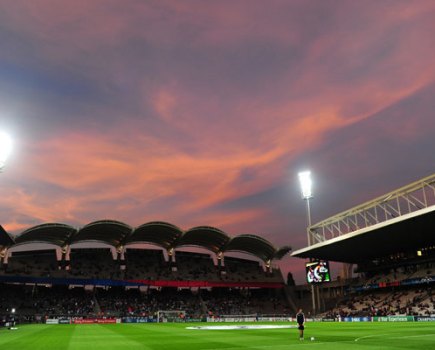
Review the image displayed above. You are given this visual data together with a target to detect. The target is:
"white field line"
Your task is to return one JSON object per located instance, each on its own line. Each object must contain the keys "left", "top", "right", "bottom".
{"left": 387, "top": 334, "right": 435, "bottom": 339}
{"left": 354, "top": 333, "right": 389, "bottom": 342}
{"left": 355, "top": 332, "right": 435, "bottom": 342}
{"left": 186, "top": 325, "right": 297, "bottom": 330}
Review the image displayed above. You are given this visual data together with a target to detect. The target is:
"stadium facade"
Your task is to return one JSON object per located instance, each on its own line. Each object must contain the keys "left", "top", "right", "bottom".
{"left": 0, "top": 221, "right": 291, "bottom": 280}
{"left": 0, "top": 222, "right": 295, "bottom": 323}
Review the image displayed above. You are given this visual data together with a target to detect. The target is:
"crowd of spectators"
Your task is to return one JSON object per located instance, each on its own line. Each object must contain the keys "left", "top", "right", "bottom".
{"left": 361, "top": 263, "right": 434, "bottom": 286}
{"left": 0, "top": 248, "right": 282, "bottom": 283}
{"left": 0, "top": 283, "right": 290, "bottom": 321}
{"left": 66, "top": 249, "right": 121, "bottom": 280}
{"left": 0, "top": 248, "right": 290, "bottom": 323}
{"left": 202, "top": 288, "right": 289, "bottom": 316}
{"left": 320, "top": 261, "right": 435, "bottom": 318}
{"left": 324, "top": 287, "right": 434, "bottom": 318}
{"left": 96, "top": 287, "right": 202, "bottom": 318}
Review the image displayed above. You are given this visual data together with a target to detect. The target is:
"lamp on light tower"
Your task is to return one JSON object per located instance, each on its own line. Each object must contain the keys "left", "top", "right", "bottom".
{"left": 298, "top": 171, "right": 313, "bottom": 245}
{"left": 298, "top": 170, "right": 317, "bottom": 315}
{"left": 0, "top": 131, "right": 13, "bottom": 172}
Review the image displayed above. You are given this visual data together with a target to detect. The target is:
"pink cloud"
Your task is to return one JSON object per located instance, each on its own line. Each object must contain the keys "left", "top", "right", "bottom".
{"left": 0, "top": 1, "right": 434, "bottom": 287}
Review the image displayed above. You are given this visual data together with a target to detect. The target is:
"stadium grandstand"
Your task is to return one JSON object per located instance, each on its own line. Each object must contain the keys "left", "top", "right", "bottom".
{"left": 2, "top": 174, "right": 435, "bottom": 326}
{"left": 0, "top": 222, "right": 293, "bottom": 324}
{"left": 291, "top": 173, "right": 435, "bottom": 319}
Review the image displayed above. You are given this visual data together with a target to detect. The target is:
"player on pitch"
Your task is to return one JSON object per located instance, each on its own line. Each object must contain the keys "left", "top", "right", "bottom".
{"left": 296, "top": 308, "right": 305, "bottom": 340}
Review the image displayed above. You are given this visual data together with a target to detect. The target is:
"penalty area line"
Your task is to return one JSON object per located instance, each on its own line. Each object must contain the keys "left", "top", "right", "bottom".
{"left": 355, "top": 334, "right": 389, "bottom": 342}
{"left": 355, "top": 333, "right": 435, "bottom": 342}
{"left": 387, "top": 334, "right": 435, "bottom": 339}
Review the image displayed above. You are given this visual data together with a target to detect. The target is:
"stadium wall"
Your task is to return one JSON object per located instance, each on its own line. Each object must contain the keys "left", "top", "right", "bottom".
{"left": 42, "top": 315, "right": 435, "bottom": 325}
{"left": 0, "top": 275, "right": 284, "bottom": 288}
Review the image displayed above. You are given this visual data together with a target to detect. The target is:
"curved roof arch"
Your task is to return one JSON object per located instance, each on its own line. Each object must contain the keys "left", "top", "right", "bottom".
{"left": 176, "top": 226, "right": 230, "bottom": 253}
{"left": 0, "top": 225, "right": 15, "bottom": 247}
{"left": 71, "top": 220, "right": 132, "bottom": 247}
{"left": 4, "top": 221, "right": 292, "bottom": 262}
{"left": 127, "top": 221, "right": 182, "bottom": 249}
{"left": 13, "top": 223, "right": 76, "bottom": 247}
{"left": 224, "top": 234, "right": 277, "bottom": 262}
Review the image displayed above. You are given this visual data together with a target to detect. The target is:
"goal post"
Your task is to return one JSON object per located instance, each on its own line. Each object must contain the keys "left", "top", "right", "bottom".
{"left": 157, "top": 310, "right": 186, "bottom": 323}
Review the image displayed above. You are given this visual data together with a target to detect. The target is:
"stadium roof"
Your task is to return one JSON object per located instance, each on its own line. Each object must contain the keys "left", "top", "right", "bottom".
{"left": 127, "top": 221, "right": 182, "bottom": 249}
{"left": 292, "top": 204, "right": 435, "bottom": 263}
{"left": 5, "top": 221, "right": 291, "bottom": 262}
{"left": 14, "top": 223, "right": 76, "bottom": 247}
{"left": 178, "top": 226, "right": 229, "bottom": 254}
{"left": 292, "top": 174, "right": 435, "bottom": 263}
{"left": 71, "top": 220, "right": 132, "bottom": 246}
{"left": 224, "top": 234, "right": 289, "bottom": 262}
{"left": 0, "top": 225, "right": 14, "bottom": 246}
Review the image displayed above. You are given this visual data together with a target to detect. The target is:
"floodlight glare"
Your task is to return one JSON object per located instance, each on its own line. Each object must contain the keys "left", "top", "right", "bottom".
{"left": 298, "top": 171, "right": 312, "bottom": 199}
{"left": 0, "top": 131, "right": 12, "bottom": 169}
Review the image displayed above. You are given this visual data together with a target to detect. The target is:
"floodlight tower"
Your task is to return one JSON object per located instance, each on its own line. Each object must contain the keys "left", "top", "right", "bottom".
{"left": 298, "top": 170, "right": 317, "bottom": 315}
{"left": 0, "top": 131, "right": 12, "bottom": 172}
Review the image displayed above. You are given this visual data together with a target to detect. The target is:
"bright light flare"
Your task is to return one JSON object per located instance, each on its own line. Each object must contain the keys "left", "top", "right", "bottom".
{"left": 298, "top": 170, "right": 313, "bottom": 199}
{"left": 0, "top": 131, "right": 13, "bottom": 169}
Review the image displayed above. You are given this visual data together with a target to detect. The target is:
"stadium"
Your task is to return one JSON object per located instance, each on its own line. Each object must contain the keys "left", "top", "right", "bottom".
{"left": 1, "top": 174, "right": 435, "bottom": 349}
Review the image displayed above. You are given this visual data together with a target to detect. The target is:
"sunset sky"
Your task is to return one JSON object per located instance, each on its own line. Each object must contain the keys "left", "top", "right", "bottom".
{"left": 1, "top": 1, "right": 435, "bottom": 282}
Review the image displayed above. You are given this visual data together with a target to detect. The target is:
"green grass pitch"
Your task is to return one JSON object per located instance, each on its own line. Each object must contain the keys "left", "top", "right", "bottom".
{"left": 1, "top": 322, "right": 434, "bottom": 349}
